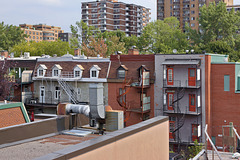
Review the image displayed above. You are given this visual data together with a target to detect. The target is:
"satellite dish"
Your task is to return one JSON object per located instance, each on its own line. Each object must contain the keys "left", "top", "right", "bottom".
{"left": 173, "top": 49, "right": 177, "bottom": 54}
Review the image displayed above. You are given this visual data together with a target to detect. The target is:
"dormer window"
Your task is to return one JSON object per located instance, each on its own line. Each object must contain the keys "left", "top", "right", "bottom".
{"left": 138, "top": 65, "right": 150, "bottom": 86}
{"left": 37, "top": 64, "right": 47, "bottom": 77}
{"left": 52, "top": 64, "right": 62, "bottom": 77}
{"left": 90, "top": 65, "right": 101, "bottom": 79}
{"left": 74, "top": 65, "right": 84, "bottom": 78}
{"left": 117, "top": 65, "right": 128, "bottom": 79}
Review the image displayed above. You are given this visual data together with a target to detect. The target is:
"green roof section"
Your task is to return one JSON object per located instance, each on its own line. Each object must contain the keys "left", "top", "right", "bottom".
{"left": 0, "top": 102, "right": 30, "bottom": 123}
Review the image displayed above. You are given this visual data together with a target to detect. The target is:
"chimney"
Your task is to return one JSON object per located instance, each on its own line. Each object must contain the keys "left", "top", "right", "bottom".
{"left": 1, "top": 50, "right": 9, "bottom": 58}
{"left": 74, "top": 48, "right": 81, "bottom": 57}
{"left": 128, "top": 48, "right": 139, "bottom": 55}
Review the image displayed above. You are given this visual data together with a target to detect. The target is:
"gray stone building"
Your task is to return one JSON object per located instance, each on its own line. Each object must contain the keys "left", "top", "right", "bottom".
{"left": 31, "top": 54, "right": 110, "bottom": 113}
{"left": 154, "top": 54, "right": 206, "bottom": 149}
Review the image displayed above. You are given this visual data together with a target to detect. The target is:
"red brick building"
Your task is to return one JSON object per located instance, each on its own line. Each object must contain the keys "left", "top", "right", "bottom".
{"left": 205, "top": 54, "right": 240, "bottom": 149}
{"left": 108, "top": 51, "right": 155, "bottom": 126}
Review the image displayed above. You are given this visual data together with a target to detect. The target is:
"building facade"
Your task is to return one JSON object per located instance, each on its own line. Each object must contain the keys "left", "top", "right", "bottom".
{"left": 81, "top": 0, "right": 151, "bottom": 37}
{"left": 157, "top": 0, "right": 233, "bottom": 31}
{"left": 58, "top": 33, "right": 72, "bottom": 44}
{"left": 19, "top": 24, "right": 63, "bottom": 42}
{"left": 155, "top": 54, "right": 206, "bottom": 150}
{"left": 31, "top": 54, "right": 110, "bottom": 113}
{"left": 108, "top": 51, "right": 155, "bottom": 126}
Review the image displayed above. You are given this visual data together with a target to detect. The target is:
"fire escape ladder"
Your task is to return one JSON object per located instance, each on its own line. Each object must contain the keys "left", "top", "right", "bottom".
{"left": 172, "top": 87, "right": 186, "bottom": 141}
{"left": 57, "top": 78, "right": 78, "bottom": 104}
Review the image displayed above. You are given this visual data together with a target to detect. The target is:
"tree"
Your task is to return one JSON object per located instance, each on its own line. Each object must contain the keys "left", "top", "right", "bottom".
{"left": 11, "top": 40, "right": 74, "bottom": 57}
{"left": 0, "top": 22, "right": 27, "bottom": 51}
{"left": 187, "top": 140, "right": 203, "bottom": 159}
{"left": 105, "top": 35, "right": 126, "bottom": 56}
{"left": 82, "top": 36, "right": 108, "bottom": 57}
{"left": 70, "top": 21, "right": 99, "bottom": 49}
{"left": 187, "top": 2, "right": 240, "bottom": 52}
{"left": 137, "top": 17, "right": 189, "bottom": 54}
{"left": 0, "top": 59, "right": 18, "bottom": 100}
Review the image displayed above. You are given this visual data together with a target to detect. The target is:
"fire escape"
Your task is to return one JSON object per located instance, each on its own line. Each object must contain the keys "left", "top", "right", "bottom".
{"left": 117, "top": 65, "right": 151, "bottom": 122}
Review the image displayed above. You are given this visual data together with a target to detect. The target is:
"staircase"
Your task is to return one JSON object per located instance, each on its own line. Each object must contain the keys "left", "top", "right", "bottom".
{"left": 57, "top": 78, "right": 78, "bottom": 104}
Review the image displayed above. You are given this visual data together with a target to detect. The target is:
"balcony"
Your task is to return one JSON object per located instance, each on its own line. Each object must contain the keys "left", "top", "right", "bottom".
{"left": 33, "top": 71, "right": 82, "bottom": 80}
{"left": 163, "top": 104, "right": 201, "bottom": 115}
{"left": 163, "top": 80, "right": 201, "bottom": 88}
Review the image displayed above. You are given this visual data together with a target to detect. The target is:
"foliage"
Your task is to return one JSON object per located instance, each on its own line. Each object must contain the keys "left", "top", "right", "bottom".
{"left": 0, "top": 60, "right": 18, "bottom": 100}
{"left": 82, "top": 36, "right": 107, "bottom": 57}
{"left": 70, "top": 20, "right": 99, "bottom": 49}
{"left": 0, "top": 22, "right": 27, "bottom": 51}
{"left": 187, "top": 140, "right": 203, "bottom": 159}
{"left": 11, "top": 40, "right": 74, "bottom": 57}
{"left": 137, "top": 17, "right": 189, "bottom": 54}
{"left": 186, "top": 2, "right": 240, "bottom": 60}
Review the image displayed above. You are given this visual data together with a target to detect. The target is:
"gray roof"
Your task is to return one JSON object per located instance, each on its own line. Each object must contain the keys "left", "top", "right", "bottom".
{"left": 162, "top": 60, "right": 200, "bottom": 65}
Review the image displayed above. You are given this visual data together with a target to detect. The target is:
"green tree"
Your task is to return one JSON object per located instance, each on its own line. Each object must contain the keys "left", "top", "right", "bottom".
{"left": 70, "top": 21, "right": 99, "bottom": 49}
{"left": 0, "top": 22, "right": 27, "bottom": 51}
{"left": 187, "top": 140, "right": 203, "bottom": 159}
{"left": 138, "top": 17, "right": 189, "bottom": 54}
{"left": 187, "top": 2, "right": 240, "bottom": 52}
{"left": 106, "top": 35, "right": 126, "bottom": 56}
{"left": 11, "top": 40, "right": 73, "bottom": 57}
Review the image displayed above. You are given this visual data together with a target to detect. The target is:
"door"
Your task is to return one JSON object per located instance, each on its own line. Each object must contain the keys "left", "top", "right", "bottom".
{"left": 169, "top": 121, "right": 175, "bottom": 139}
{"left": 188, "top": 68, "right": 196, "bottom": 86}
{"left": 192, "top": 124, "right": 199, "bottom": 142}
{"left": 39, "top": 86, "right": 45, "bottom": 103}
{"left": 167, "top": 68, "right": 173, "bottom": 85}
{"left": 189, "top": 94, "right": 196, "bottom": 112}
{"left": 168, "top": 93, "right": 174, "bottom": 110}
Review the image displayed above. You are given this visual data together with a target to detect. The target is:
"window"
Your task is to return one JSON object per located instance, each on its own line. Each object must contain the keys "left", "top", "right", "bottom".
{"left": 25, "top": 31, "right": 27, "bottom": 34}
{"left": 33, "top": 32, "right": 35, "bottom": 35}
{"left": 29, "top": 31, "right": 31, "bottom": 34}
{"left": 168, "top": 93, "right": 174, "bottom": 110}
{"left": 191, "top": 17, "right": 195, "bottom": 20}
{"left": 77, "top": 88, "right": 81, "bottom": 95}
{"left": 92, "top": 70, "right": 97, "bottom": 77}
{"left": 167, "top": 68, "right": 173, "bottom": 85}
{"left": 75, "top": 71, "right": 80, "bottom": 77}
{"left": 39, "top": 69, "right": 43, "bottom": 76}
{"left": 224, "top": 75, "right": 230, "bottom": 91}
{"left": 191, "top": 10, "right": 195, "bottom": 14}
{"left": 37, "top": 32, "right": 38, "bottom": 35}
{"left": 191, "top": 4, "right": 195, "bottom": 7}
{"left": 55, "top": 87, "right": 60, "bottom": 100}
{"left": 118, "top": 70, "right": 125, "bottom": 78}
{"left": 53, "top": 69, "right": 59, "bottom": 77}
{"left": 119, "top": 88, "right": 126, "bottom": 104}
{"left": 169, "top": 117, "right": 176, "bottom": 139}
{"left": 191, "top": 23, "right": 195, "bottom": 27}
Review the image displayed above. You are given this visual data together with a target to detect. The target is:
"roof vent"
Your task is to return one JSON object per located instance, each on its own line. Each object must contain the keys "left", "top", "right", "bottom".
{"left": 24, "top": 52, "right": 30, "bottom": 59}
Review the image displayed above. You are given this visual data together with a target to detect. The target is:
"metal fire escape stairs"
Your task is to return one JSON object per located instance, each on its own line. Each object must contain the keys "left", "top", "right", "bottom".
{"left": 57, "top": 78, "right": 79, "bottom": 104}
{"left": 172, "top": 87, "right": 186, "bottom": 144}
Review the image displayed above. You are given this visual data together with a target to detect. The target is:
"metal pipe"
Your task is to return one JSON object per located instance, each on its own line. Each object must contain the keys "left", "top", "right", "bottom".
{"left": 66, "top": 104, "right": 90, "bottom": 118}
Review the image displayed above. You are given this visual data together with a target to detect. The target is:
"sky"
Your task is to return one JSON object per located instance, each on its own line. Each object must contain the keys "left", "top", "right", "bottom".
{"left": 0, "top": 0, "right": 240, "bottom": 32}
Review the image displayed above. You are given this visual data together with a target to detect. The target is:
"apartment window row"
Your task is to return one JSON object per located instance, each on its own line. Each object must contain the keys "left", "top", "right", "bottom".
{"left": 37, "top": 64, "right": 101, "bottom": 79}
{"left": 25, "top": 31, "right": 42, "bottom": 35}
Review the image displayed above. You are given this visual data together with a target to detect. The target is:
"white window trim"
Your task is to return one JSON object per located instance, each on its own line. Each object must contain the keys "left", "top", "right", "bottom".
{"left": 37, "top": 68, "right": 46, "bottom": 77}
{"left": 90, "top": 65, "right": 101, "bottom": 79}
{"left": 74, "top": 68, "right": 83, "bottom": 78}
{"left": 52, "top": 67, "right": 61, "bottom": 77}
{"left": 55, "top": 87, "right": 61, "bottom": 100}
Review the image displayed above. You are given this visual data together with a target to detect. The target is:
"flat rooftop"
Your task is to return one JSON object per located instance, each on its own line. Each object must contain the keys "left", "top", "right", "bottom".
{"left": 0, "top": 132, "right": 99, "bottom": 160}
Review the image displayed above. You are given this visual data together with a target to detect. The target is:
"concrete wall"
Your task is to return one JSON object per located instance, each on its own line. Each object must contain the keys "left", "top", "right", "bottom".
{"left": 36, "top": 116, "right": 169, "bottom": 160}
{"left": 0, "top": 115, "right": 69, "bottom": 147}
{"left": 155, "top": 54, "right": 206, "bottom": 143}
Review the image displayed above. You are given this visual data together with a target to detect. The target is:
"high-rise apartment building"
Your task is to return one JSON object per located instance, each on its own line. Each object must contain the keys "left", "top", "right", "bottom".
{"left": 81, "top": 0, "right": 151, "bottom": 37}
{"left": 157, "top": 0, "right": 233, "bottom": 31}
{"left": 19, "top": 24, "right": 63, "bottom": 42}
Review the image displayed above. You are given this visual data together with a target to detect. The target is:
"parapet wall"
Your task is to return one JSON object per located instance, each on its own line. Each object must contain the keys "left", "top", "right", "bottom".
{"left": 0, "top": 115, "right": 69, "bottom": 147}
{"left": 36, "top": 116, "right": 169, "bottom": 160}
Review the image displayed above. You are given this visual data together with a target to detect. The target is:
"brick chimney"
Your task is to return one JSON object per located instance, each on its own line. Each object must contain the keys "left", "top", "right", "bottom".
{"left": 128, "top": 48, "right": 139, "bottom": 55}
{"left": 1, "top": 50, "right": 8, "bottom": 58}
{"left": 74, "top": 48, "right": 81, "bottom": 56}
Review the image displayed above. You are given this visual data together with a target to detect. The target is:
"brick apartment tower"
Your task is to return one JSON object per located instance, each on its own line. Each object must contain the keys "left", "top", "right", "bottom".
{"left": 81, "top": 0, "right": 151, "bottom": 37}
{"left": 19, "top": 24, "right": 63, "bottom": 42}
{"left": 157, "top": 0, "right": 233, "bottom": 31}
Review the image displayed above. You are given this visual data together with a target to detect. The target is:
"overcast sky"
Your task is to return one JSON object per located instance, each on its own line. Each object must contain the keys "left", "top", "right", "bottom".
{"left": 1, "top": 0, "right": 240, "bottom": 32}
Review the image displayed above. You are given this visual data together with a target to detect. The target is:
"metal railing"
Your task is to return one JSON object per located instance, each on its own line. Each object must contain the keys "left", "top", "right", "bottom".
{"left": 205, "top": 124, "right": 222, "bottom": 160}
{"left": 34, "top": 71, "right": 81, "bottom": 79}
{"left": 163, "top": 79, "right": 200, "bottom": 88}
